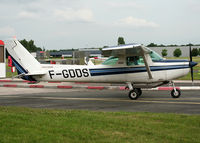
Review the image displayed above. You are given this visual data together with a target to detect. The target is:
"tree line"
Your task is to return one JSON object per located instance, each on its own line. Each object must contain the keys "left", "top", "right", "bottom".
{"left": 118, "top": 37, "right": 200, "bottom": 47}
{"left": 20, "top": 38, "right": 200, "bottom": 58}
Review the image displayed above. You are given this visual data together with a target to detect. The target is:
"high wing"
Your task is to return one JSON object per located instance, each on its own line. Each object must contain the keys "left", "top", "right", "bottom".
{"left": 102, "top": 44, "right": 153, "bottom": 79}
{"left": 102, "top": 43, "right": 150, "bottom": 57}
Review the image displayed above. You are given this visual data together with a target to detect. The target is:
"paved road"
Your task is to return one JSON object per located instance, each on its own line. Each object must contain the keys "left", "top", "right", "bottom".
{"left": 0, "top": 87, "right": 199, "bottom": 114}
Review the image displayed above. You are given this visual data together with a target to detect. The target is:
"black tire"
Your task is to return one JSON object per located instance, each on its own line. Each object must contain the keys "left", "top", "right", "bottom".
{"left": 136, "top": 88, "right": 142, "bottom": 96}
{"left": 171, "top": 89, "right": 181, "bottom": 98}
{"left": 129, "top": 89, "right": 140, "bottom": 100}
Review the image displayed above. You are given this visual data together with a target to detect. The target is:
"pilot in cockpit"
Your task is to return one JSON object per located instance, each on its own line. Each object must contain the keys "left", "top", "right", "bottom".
{"left": 127, "top": 56, "right": 139, "bottom": 66}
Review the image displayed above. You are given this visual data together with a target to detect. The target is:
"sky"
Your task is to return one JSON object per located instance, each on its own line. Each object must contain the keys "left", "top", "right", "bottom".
{"left": 0, "top": 0, "right": 200, "bottom": 50}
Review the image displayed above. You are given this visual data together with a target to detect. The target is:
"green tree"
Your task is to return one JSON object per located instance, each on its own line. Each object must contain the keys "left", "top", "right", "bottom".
{"left": 198, "top": 48, "right": 200, "bottom": 56}
{"left": 191, "top": 48, "right": 199, "bottom": 57}
{"left": 158, "top": 44, "right": 166, "bottom": 47}
{"left": 168, "top": 44, "right": 178, "bottom": 47}
{"left": 147, "top": 43, "right": 158, "bottom": 47}
{"left": 173, "top": 48, "right": 182, "bottom": 57}
{"left": 118, "top": 37, "right": 125, "bottom": 45}
{"left": 161, "top": 49, "right": 167, "bottom": 57}
{"left": 20, "top": 39, "right": 42, "bottom": 52}
{"left": 186, "top": 43, "right": 194, "bottom": 46}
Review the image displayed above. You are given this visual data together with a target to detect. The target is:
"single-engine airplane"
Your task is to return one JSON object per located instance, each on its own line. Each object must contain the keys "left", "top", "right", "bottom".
{"left": 5, "top": 39, "right": 197, "bottom": 100}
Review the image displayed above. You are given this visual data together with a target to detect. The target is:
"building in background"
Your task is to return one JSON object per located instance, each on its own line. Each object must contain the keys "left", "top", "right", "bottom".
{"left": 36, "top": 51, "right": 50, "bottom": 59}
{"left": 50, "top": 49, "right": 101, "bottom": 58}
{"left": 50, "top": 51, "right": 73, "bottom": 58}
{"left": 150, "top": 46, "right": 200, "bottom": 57}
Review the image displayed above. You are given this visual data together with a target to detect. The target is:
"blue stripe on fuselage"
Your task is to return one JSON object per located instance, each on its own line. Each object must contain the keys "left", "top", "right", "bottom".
{"left": 9, "top": 55, "right": 36, "bottom": 81}
{"left": 153, "top": 60, "right": 189, "bottom": 62}
{"left": 10, "top": 55, "right": 27, "bottom": 74}
{"left": 89, "top": 65, "right": 189, "bottom": 76}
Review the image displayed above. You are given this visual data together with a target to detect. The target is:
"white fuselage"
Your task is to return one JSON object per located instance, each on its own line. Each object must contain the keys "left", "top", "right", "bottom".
{"left": 35, "top": 61, "right": 190, "bottom": 84}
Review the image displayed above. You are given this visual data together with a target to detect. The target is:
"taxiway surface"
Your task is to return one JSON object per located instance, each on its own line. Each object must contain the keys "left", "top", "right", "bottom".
{"left": 0, "top": 87, "right": 199, "bottom": 114}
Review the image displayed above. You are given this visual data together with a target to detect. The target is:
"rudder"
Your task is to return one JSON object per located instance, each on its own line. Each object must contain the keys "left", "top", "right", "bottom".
{"left": 5, "top": 39, "right": 42, "bottom": 81}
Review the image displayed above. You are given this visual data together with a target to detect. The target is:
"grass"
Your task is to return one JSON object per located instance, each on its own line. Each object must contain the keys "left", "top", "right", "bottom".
{"left": 0, "top": 106, "right": 200, "bottom": 143}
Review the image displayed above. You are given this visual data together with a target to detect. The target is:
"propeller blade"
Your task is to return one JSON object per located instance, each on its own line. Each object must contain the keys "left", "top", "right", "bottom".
{"left": 189, "top": 45, "right": 194, "bottom": 82}
{"left": 191, "top": 67, "right": 194, "bottom": 82}
{"left": 189, "top": 46, "right": 192, "bottom": 62}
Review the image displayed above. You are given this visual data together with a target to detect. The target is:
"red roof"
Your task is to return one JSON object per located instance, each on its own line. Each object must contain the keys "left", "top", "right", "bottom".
{"left": 0, "top": 40, "right": 4, "bottom": 46}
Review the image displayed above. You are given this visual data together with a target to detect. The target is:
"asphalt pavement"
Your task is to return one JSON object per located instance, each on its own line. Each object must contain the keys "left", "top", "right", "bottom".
{"left": 0, "top": 87, "right": 199, "bottom": 114}
{"left": 0, "top": 79, "right": 200, "bottom": 91}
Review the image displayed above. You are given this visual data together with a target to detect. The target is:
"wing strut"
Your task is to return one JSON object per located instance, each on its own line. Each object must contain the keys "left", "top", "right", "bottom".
{"left": 142, "top": 53, "right": 153, "bottom": 79}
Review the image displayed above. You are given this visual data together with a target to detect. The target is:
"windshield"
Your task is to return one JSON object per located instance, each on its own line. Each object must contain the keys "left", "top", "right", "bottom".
{"left": 150, "top": 51, "right": 163, "bottom": 61}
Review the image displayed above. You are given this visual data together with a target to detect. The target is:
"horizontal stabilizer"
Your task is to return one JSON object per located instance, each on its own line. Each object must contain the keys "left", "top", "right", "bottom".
{"left": 14, "top": 72, "right": 46, "bottom": 79}
{"left": 24, "top": 72, "right": 46, "bottom": 76}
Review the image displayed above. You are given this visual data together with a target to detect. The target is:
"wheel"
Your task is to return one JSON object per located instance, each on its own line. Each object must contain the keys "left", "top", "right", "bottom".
{"left": 129, "top": 89, "right": 140, "bottom": 100}
{"left": 136, "top": 88, "right": 142, "bottom": 96}
{"left": 171, "top": 88, "right": 181, "bottom": 98}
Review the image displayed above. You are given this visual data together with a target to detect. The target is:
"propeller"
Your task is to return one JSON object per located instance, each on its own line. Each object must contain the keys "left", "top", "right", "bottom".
{"left": 189, "top": 46, "right": 194, "bottom": 82}
{"left": 189, "top": 45, "right": 197, "bottom": 82}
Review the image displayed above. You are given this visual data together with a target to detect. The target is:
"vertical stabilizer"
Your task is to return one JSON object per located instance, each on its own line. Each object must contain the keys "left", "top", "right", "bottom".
{"left": 5, "top": 39, "right": 41, "bottom": 76}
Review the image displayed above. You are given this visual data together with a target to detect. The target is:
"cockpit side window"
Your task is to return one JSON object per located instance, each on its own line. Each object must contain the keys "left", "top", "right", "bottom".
{"left": 126, "top": 56, "right": 144, "bottom": 66}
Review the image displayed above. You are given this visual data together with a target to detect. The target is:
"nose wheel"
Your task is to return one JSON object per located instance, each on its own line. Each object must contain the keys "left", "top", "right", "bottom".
{"left": 170, "top": 81, "right": 181, "bottom": 98}
{"left": 171, "top": 88, "right": 181, "bottom": 98}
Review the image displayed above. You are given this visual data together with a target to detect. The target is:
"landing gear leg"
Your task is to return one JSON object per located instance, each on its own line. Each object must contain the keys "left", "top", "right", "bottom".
{"left": 136, "top": 88, "right": 142, "bottom": 96}
{"left": 127, "top": 83, "right": 142, "bottom": 100}
{"left": 170, "top": 81, "right": 181, "bottom": 98}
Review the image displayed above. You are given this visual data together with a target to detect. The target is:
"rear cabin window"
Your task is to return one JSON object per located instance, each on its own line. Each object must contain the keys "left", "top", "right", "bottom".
{"left": 102, "top": 56, "right": 119, "bottom": 65}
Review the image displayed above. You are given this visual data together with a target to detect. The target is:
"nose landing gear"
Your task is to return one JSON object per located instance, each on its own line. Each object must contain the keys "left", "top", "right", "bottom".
{"left": 171, "top": 89, "right": 181, "bottom": 98}
{"left": 170, "top": 81, "right": 181, "bottom": 98}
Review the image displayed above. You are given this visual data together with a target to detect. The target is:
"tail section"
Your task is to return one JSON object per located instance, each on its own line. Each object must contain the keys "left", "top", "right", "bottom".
{"left": 5, "top": 39, "right": 43, "bottom": 81}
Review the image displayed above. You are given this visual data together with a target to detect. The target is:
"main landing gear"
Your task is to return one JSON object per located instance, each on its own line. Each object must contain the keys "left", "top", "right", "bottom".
{"left": 127, "top": 83, "right": 142, "bottom": 100}
{"left": 128, "top": 88, "right": 142, "bottom": 100}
